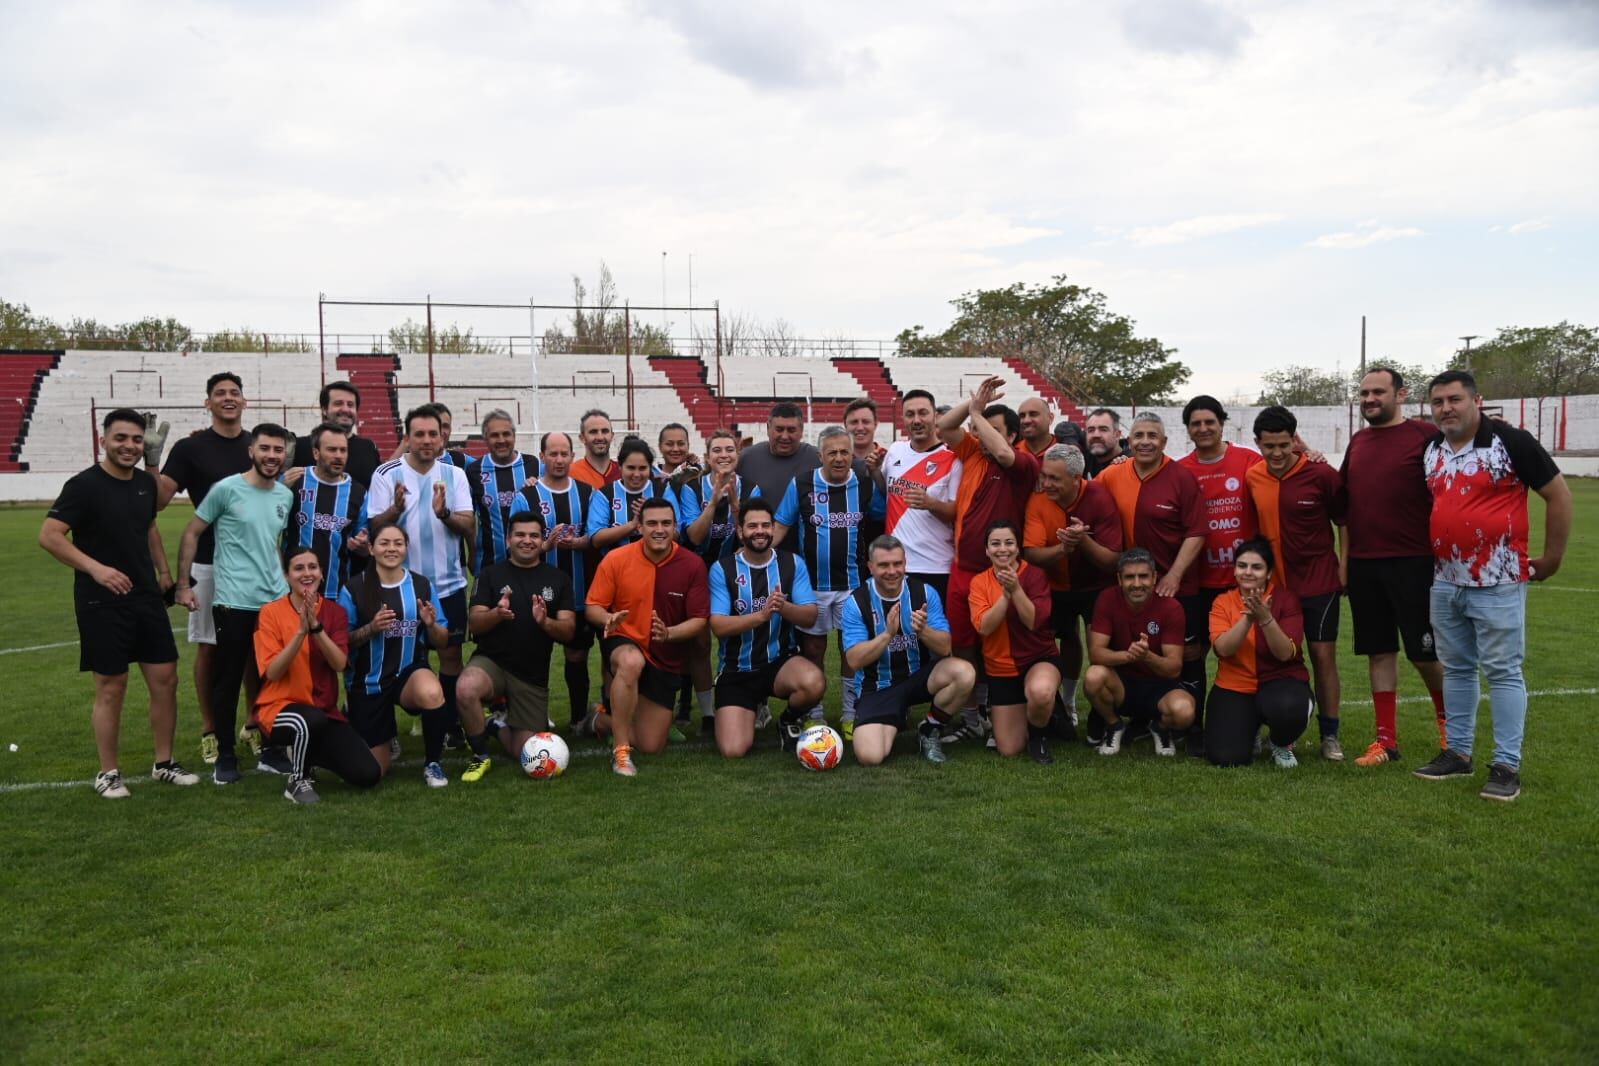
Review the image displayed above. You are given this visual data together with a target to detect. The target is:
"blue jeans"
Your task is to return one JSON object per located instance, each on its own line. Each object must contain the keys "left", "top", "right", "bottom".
{"left": 1429, "top": 580, "right": 1528, "bottom": 770}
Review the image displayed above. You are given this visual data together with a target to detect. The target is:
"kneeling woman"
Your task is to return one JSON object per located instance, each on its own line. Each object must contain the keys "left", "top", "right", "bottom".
{"left": 254, "top": 547, "right": 381, "bottom": 804}
{"left": 337, "top": 523, "right": 454, "bottom": 787}
{"left": 970, "top": 521, "right": 1061, "bottom": 764}
{"left": 1207, "top": 539, "right": 1314, "bottom": 768}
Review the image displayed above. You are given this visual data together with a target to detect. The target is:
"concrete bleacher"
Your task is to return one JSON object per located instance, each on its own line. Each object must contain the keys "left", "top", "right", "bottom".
{"left": 0, "top": 352, "right": 62, "bottom": 472}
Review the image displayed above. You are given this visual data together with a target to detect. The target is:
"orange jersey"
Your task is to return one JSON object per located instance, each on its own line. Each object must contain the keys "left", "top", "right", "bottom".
{"left": 951, "top": 432, "right": 1039, "bottom": 572}
{"left": 570, "top": 455, "right": 620, "bottom": 490}
{"left": 967, "top": 562, "right": 1056, "bottom": 677}
{"left": 1208, "top": 586, "right": 1309, "bottom": 694}
{"left": 586, "top": 540, "right": 710, "bottom": 673}
{"left": 253, "top": 595, "right": 350, "bottom": 731}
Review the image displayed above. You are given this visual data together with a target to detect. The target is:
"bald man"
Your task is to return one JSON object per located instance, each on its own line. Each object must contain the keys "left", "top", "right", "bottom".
{"left": 1017, "top": 398, "right": 1055, "bottom": 491}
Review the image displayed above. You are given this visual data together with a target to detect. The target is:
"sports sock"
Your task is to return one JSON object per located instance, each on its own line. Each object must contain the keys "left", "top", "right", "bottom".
{"left": 975, "top": 682, "right": 989, "bottom": 708}
{"left": 1028, "top": 723, "right": 1048, "bottom": 745}
{"left": 1373, "top": 691, "right": 1398, "bottom": 747}
{"left": 440, "top": 673, "right": 459, "bottom": 724}
{"left": 841, "top": 678, "right": 858, "bottom": 723}
{"left": 1317, "top": 712, "right": 1341, "bottom": 739}
{"left": 696, "top": 690, "right": 714, "bottom": 717}
{"left": 565, "top": 659, "right": 589, "bottom": 725}
{"left": 466, "top": 730, "right": 491, "bottom": 758}
{"left": 1061, "top": 677, "right": 1079, "bottom": 707}
{"left": 420, "top": 705, "right": 450, "bottom": 763}
{"left": 1429, "top": 688, "right": 1447, "bottom": 725}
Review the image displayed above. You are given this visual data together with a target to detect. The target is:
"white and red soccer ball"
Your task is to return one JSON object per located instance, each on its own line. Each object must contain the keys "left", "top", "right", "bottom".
{"left": 520, "top": 732, "right": 570, "bottom": 779}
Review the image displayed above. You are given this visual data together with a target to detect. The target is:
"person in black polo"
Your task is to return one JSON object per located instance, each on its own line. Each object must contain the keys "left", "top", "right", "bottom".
{"left": 41, "top": 408, "right": 200, "bottom": 798}
{"left": 286, "top": 379, "right": 382, "bottom": 487}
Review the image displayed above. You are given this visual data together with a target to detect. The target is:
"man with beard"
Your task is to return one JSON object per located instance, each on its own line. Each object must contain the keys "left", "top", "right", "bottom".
{"left": 1082, "top": 408, "right": 1129, "bottom": 479}
{"left": 1016, "top": 397, "right": 1056, "bottom": 486}
{"left": 882, "top": 389, "right": 960, "bottom": 601}
{"left": 466, "top": 409, "right": 540, "bottom": 572}
{"left": 176, "top": 423, "right": 296, "bottom": 784}
{"left": 287, "top": 380, "right": 381, "bottom": 486}
{"left": 571, "top": 409, "right": 621, "bottom": 490}
{"left": 283, "top": 423, "right": 368, "bottom": 602}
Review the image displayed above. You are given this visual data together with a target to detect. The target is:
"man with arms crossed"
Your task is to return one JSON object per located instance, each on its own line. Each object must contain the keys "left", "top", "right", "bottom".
{"left": 1085, "top": 549, "right": 1196, "bottom": 756}
{"left": 42, "top": 408, "right": 198, "bottom": 797}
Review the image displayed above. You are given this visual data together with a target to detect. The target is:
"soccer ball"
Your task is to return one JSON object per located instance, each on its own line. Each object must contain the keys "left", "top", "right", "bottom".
{"left": 520, "top": 732, "right": 570, "bottom": 779}
{"left": 796, "top": 725, "right": 843, "bottom": 772}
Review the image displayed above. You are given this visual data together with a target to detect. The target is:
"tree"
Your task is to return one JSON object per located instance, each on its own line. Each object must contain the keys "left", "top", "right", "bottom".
{"left": 1257, "top": 365, "right": 1348, "bottom": 406}
{"left": 388, "top": 318, "right": 503, "bottom": 355}
{"left": 895, "top": 276, "right": 1190, "bottom": 405}
{"left": 1349, "top": 360, "right": 1436, "bottom": 398}
{"left": 1455, "top": 322, "right": 1598, "bottom": 398}
{"left": 542, "top": 263, "right": 674, "bottom": 356}
{"left": 0, "top": 299, "right": 65, "bottom": 349}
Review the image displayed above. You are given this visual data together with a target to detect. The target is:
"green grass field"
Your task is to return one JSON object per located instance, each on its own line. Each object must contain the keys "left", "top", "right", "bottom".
{"left": 3, "top": 483, "right": 1597, "bottom": 1064}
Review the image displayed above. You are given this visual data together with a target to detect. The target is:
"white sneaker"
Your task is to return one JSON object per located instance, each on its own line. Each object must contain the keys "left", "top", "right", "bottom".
{"left": 423, "top": 761, "right": 448, "bottom": 788}
{"left": 94, "top": 769, "right": 130, "bottom": 798}
{"left": 151, "top": 761, "right": 200, "bottom": 786}
{"left": 1098, "top": 720, "right": 1128, "bottom": 756}
{"left": 1152, "top": 729, "right": 1177, "bottom": 757}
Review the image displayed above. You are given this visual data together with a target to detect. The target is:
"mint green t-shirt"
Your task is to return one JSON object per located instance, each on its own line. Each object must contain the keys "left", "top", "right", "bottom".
{"left": 196, "top": 474, "right": 292, "bottom": 610}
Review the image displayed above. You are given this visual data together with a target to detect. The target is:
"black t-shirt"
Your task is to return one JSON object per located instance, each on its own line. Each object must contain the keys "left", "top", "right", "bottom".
{"left": 161, "top": 427, "right": 251, "bottom": 565}
{"left": 294, "top": 432, "right": 380, "bottom": 488}
{"left": 469, "top": 560, "right": 575, "bottom": 685}
{"left": 48, "top": 465, "right": 162, "bottom": 605}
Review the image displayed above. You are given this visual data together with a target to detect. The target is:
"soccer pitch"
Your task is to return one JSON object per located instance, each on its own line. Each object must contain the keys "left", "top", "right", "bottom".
{"left": 3, "top": 484, "right": 1596, "bottom": 1064}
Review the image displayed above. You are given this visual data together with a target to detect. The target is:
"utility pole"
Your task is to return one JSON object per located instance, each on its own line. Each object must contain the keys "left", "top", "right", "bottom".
{"left": 1459, "top": 334, "right": 1479, "bottom": 357}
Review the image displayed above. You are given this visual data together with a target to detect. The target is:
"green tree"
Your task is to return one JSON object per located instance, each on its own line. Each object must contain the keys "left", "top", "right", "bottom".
{"left": 542, "top": 263, "right": 674, "bottom": 356}
{"left": 0, "top": 299, "right": 66, "bottom": 349}
{"left": 1257, "top": 365, "right": 1348, "bottom": 406}
{"left": 1455, "top": 322, "right": 1598, "bottom": 398}
{"left": 388, "top": 318, "right": 504, "bottom": 355}
{"left": 1349, "top": 360, "right": 1436, "bottom": 398}
{"left": 895, "top": 276, "right": 1189, "bottom": 405}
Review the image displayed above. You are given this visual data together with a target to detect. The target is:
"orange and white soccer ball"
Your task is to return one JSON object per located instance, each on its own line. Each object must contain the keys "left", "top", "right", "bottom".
{"left": 796, "top": 725, "right": 843, "bottom": 771}
{"left": 521, "top": 732, "right": 570, "bottom": 779}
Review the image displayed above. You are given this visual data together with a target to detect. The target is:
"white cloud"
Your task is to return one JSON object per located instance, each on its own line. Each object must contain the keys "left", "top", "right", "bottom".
{"left": 1308, "top": 226, "right": 1425, "bottom": 250}
{"left": 1508, "top": 218, "right": 1553, "bottom": 234}
{"left": 1126, "top": 213, "right": 1285, "bottom": 246}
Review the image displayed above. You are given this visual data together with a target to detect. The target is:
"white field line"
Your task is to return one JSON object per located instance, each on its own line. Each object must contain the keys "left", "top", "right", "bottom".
{"left": 0, "top": 626, "right": 184, "bottom": 657}
{"left": 1532, "top": 586, "right": 1599, "bottom": 593}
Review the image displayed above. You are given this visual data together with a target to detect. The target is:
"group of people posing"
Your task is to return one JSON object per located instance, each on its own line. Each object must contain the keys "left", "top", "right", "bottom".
{"left": 42, "top": 363, "right": 1569, "bottom": 805}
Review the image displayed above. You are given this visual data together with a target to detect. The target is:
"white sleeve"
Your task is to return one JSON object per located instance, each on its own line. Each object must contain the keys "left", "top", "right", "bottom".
{"left": 932, "top": 459, "right": 962, "bottom": 502}
{"left": 446, "top": 467, "right": 472, "bottom": 512}
{"left": 367, "top": 467, "right": 395, "bottom": 513}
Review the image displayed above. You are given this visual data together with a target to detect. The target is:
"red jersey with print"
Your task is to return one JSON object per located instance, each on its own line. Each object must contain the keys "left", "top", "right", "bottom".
{"left": 951, "top": 432, "right": 1039, "bottom": 573}
{"left": 1246, "top": 456, "right": 1345, "bottom": 598}
{"left": 1178, "top": 445, "right": 1262, "bottom": 589}
{"left": 1091, "top": 587, "right": 1187, "bottom": 679}
{"left": 1096, "top": 457, "right": 1207, "bottom": 596}
{"left": 1424, "top": 419, "right": 1560, "bottom": 587}
{"left": 1339, "top": 418, "right": 1440, "bottom": 559}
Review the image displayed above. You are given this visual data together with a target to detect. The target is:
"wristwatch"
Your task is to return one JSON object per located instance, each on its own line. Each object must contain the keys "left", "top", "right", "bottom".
{"left": 309, "top": 623, "right": 324, "bottom": 634}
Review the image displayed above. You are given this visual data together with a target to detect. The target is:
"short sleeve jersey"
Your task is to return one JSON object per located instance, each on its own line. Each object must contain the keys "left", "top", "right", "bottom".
{"left": 47, "top": 465, "right": 162, "bottom": 605}
{"left": 284, "top": 470, "right": 367, "bottom": 601}
{"left": 1209, "top": 586, "right": 1309, "bottom": 692}
{"left": 585, "top": 478, "right": 680, "bottom": 548}
{"left": 774, "top": 469, "right": 886, "bottom": 593}
{"left": 338, "top": 570, "right": 445, "bottom": 695}
{"left": 160, "top": 428, "right": 251, "bottom": 565}
{"left": 467, "top": 452, "right": 541, "bottom": 572}
{"left": 882, "top": 441, "right": 960, "bottom": 574}
{"left": 253, "top": 594, "right": 351, "bottom": 729}
{"left": 1090, "top": 587, "right": 1187, "bottom": 679}
{"left": 1096, "top": 457, "right": 1207, "bottom": 596}
{"left": 511, "top": 480, "right": 595, "bottom": 605}
{"left": 1246, "top": 456, "right": 1345, "bottom": 599}
{"left": 585, "top": 541, "right": 710, "bottom": 674}
{"left": 677, "top": 473, "right": 758, "bottom": 562}
{"left": 196, "top": 474, "right": 293, "bottom": 610}
{"left": 294, "top": 433, "right": 381, "bottom": 488}
{"left": 365, "top": 458, "right": 473, "bottom": 597}
{"left": 1023, "top": 480, "right": 1123, "bottom": 592}
{"left": 951, "top": 433, "right": 1039, "bottom": 572}
{"left": 841, "top": 580, "right": 950, "bottom": 695}
{"left": 1177, "top": 445, "right": 1263, "bottom": 589}
{"left": 1424, "top": 419, "right": 1560, "bottom": 587}
{"left": 570, "top": 455, "right": 621, "bottom": 490}
{"left": 1339, "top": 419, "right": 1441, "bottom": 559}
{"left": 469, "top": 560, "right": 574, "bottom": 686}
{"left": 968, "top": 562, "right": 1056, "bottom": 677}
{"left": 708, "top": 549, "right": 816, "bottom": 673}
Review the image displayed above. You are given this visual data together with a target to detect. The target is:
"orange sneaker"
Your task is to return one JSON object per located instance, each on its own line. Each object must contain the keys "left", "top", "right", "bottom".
{"left": 1355, "top": 741, "right": 1401, "bottom": 767}
{"left": 612, "top": 744, "right": 637, "bottom": 777}
{"left": 1435, "top": 714, "right": 1448, "bottom": 751}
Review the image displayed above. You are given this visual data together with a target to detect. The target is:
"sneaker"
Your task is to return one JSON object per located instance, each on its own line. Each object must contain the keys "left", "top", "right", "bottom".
{"left": 668, "top": 724, "right": 687, "bottom": 744}
{"left": 1355, "top": 742, "right": 1401, "bottom": 767}
{"left": 780, "top": 719, "right": 804, "bottom": 753}
{"left": 1084, "top": 709, "right": 1107, "bottom": 748}
{"left": 1152, "top": 728, "right": 1177, "bottom": 757}
{"left": 388, "top": 736, "right": 403, "bottom": 761}
{"left": 199, "top": 732, "right": 219, "bottom": 765}
{"left": 241, "top": 725, "right": 263, "bottom": 758}
{"left": 612, "top": 745, "right": 638, "bottom": 778}
{"left": 213, "top": 755, "right": 242, "bottom": 785}
{"left": 256, "top": 748, "right": 292, "bottom": 776}
{"left": 1480, "top": 763, "right": 1521, "bottom": 803}
{"left": 284, "top": 778, "right": 321, "bottom": 805}
{"left": 754, "top": 704, "right": 773, "bottom": 730}
{"left": 423, "top": 761, "right": 448, "bottom": 788}
{"left": 443, "top": 727, "right": 465, "bottom": 752}
{"left": 1028, "top": 731, "right": 1054, "bottom": 766}
{"left": 462, "top": 755, "right": 492, "bottom": 783}
{"left": 151, "top": 761, "right": 199, "bottom": 786}
{"left": 94, "top": 769, "right": 130, "bottom": 799}
{"left": 1414, "top": 748, "right": 1474, "bottom": 780}
{"left": 1098, "top": 719, "right": 1128, "bottom": 756}
{"left": 1270, "top": 743, "right": 1299, "bottom": 769}
{"left": 986, "top": 733, "right": 997, "bottom": 750}
{"left": 1321, "top": 735, "right": 1345, "bottom": 762}
{"left": 919, "top": 731, "right": 947, "bottom": 765}
{"left": 941, "top": 719, "right": 989, "bottom": 745}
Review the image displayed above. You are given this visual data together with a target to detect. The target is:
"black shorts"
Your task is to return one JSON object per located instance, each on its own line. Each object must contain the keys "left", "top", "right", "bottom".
{"left": 986, "top": 657, "right": 1059, "bottom": 705}
{"left": 1117, "top": 670, "right": 1181, "bottom": 720}
{"left": 346, "top": 664, "right": 429, "bottom": 747}
{"left": 909, "top": 572, "right": 949, "bottom": 602}
{"left": 1347, "top": 556, "right": 1437, "bottom": 661}
{"left": 714, "top": 653, "right": 798, "bottom": 711}
{"left": 1300, "top": 591, "right": 1342, "bottom": 644}
{"left": 601, "top": 637, "right": 682, "bottom": 709}
{"left": 1178, "top": 593, "right": 1209, "bottom": 647}
{"left": 76, "top": 595, "right": 178, "bottom": 675}
{"left": 855, "top": 661, "right": 938, "bottom": 730}
{"left": 439, "top": 590, "right": 468, "bottom": 648}
{"left": 1050, "top": 589, "right": 1100, "bottom": 641}
{"left": 567, "top": 616, "right": 597, "bottom": 651}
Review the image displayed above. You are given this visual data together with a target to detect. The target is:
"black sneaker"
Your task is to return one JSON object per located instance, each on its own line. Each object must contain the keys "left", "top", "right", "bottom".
{"left": 1414, "top": 748, "right": 1474, "bottom": 780}
{"left": 213, "top": 755, "right": 242, "bottom": 785}
{"left": 1083, "top": 709, "right": 1107, "bottom": 748}
{"left": 284, "top": 778, "right": 322, "bottom": 805}
{"left": 780, "top": 719, "right": 803, "bottom": 753}
{"left": 1480, "top": 763, "right": 1520, "bottom": 802}
{"left": 443, "top": 727, "right": 466, "bottom": 752}
{"left": 256, "top": 747, "right": 293, "bottom": 776}
{"left": 1028, "top": 730, "right": 1054, "bottom": 766}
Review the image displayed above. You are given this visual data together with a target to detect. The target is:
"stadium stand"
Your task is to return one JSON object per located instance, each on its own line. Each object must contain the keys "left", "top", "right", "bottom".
{"left": 334, "top": 354, "right": 402, "bottom": 456}
{"left": 0, "top": 352, "right": 61, "bottom": 472}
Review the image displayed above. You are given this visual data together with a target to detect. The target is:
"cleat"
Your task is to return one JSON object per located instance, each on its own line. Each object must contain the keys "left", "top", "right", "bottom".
{"left": 1028, "top": 732, "right": 1054, "bottom": 766}
{"left": 668, "top": 724, "right": 687, "bottom": 744}
{"left": 388, "top": 737, "right": 403, "bottom": 761}
{"left": 1321, "top": 735, "right": 1345, "bottom": 762}
{"left": 1480, "top": 763, "right": 1520, "bottom": 802}
{"left": 423, "top": 761, "right": 448, "bottom": 788}
{"left": 462, "top": 756, "right": 491, "bottom": 783}
{"left": 941, "top": 718, "right": 990, "bottom": 745}
{"left": 1414, "top": 748, "right": 1473, "bottom": 780}
{"left": 1270, "top": 743, "right": 1299, "bottom": 769}
{"left": 213, "top": 755, "right": 242, "bottom": 785}
{"left": 199, "top": 732, "right": 219, "bottom": 765}
{"left": 780, "top": 719, "right": 803, "bottom": 753}
{"left": 1152, "top": 728, "right": 1177, "bottom": 757}
{"left": 152, "top": 761, "right": 199, "bottom": 786}
{"left": 1355, "top": 742, "right": 1402, "bottom": 767}
{"left": 612, "top": 745, "right": 638, "bottom": 777}
{"left": 919, "top": 731, "right": 947, "bottom": 765}
{"left": 1083, "top": 709, "right": 1108, "bottom": 748}
{"left": 94, "top": 769, "right": 130, "bottom": 799}
{"left": 241, "top": 725, "right": 263, "bottom": 758}
{"left": 256, "top": 748, "right": 292, "bottom": 776}
{"left": 284, "top": 778, "right": 321, "bottom": 805}
{"left": 840, "top": 719, "right": 854, "bottom": 742}
{"left": 1098, "top": 719, "right": 1128, "bottom": 756}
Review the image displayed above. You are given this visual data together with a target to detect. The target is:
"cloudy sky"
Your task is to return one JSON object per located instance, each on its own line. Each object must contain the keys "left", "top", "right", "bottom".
{"left": 3, "top": 0, "right": 1596, "bottom": 398}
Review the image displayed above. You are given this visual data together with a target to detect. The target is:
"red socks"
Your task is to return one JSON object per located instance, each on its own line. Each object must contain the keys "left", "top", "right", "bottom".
{"left": 1373, "top": 691, "right": 1398, "bottom": 748}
